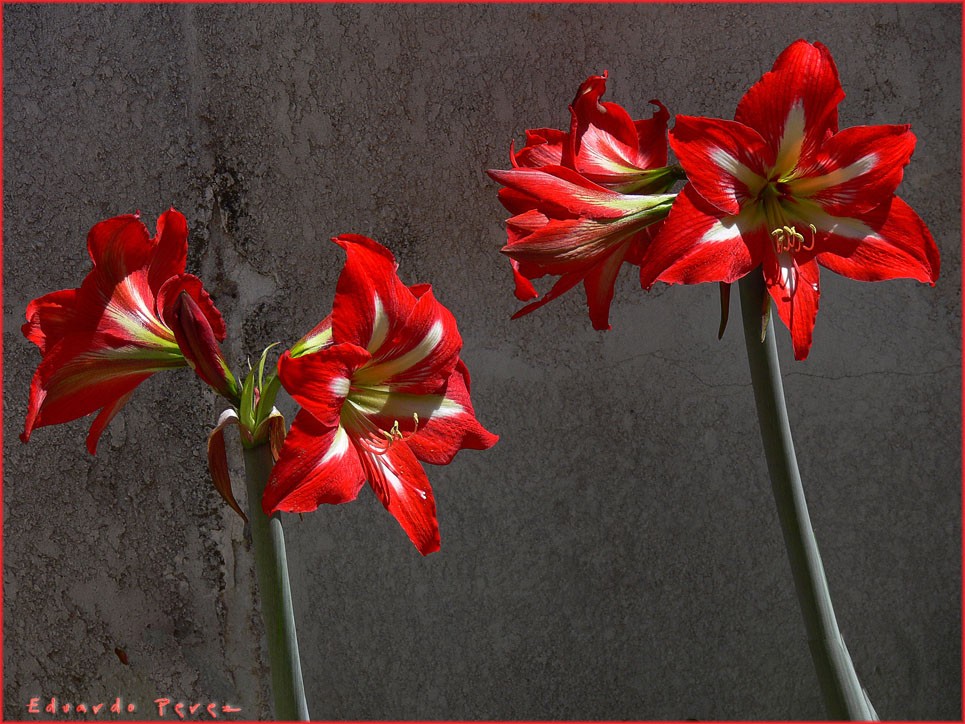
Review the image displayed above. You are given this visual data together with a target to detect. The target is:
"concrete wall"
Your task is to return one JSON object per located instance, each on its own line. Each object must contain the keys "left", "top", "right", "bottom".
{"left": 3, "top": 4, "right": 960, "bottom": 720}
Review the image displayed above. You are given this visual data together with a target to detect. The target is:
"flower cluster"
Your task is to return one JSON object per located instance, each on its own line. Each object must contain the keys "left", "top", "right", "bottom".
{"left": 22, "top": 214, "right": 497, "bottom": 554}
{"left": 491, "top": 40, "right": 940, "bottom": 359}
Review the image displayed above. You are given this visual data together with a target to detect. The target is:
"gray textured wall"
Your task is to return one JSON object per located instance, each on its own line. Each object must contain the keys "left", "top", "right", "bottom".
{"left": 3, "top": 4, "right": 960, "bottom": 721}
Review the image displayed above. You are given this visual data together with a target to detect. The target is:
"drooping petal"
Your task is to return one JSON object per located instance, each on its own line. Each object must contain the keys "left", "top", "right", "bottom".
{"left": 263, "top": 411, "right": 366, "bottom": 514}
{"left": 669, "top": 116, "right": 770, "bottom": 215}
{"left": 354, "top": 288, "right": 462, "bottom": 395}
{"left": 206, "top": 408, "right": 247, "bottom": 522}
{"left": 788, "top": 124, "right": 916, "bottom": 215}
{"left": 735, "top": 39, "right": 844, "bottom": 174}
{"left": 277, "top": 344, "right": 371, "bottom": 428}
{"left": 583, "top": 242, "right": 630, "bottom": 331}
{"left": 639, "top": 185, "right": 764, "bottom": 289}
{"left": 358, "top": 441, "right": 440, "bottom": 556}
{"left": 85, "top": 387, "right": 139, "bottom": 455}
{"left": 331, "top": 234, "right": 416, "bottom": 352}
{"left": 765, "top": 256, "right": 821, "bottom": 361}
{"left": 808, "top": 196, "right": 940, "bottom": 284}
{"left": 510, "top": 259, "right": 539, "bottom": 301}
{"left": 21, "top": 341, "right": 183, "bottom": 444}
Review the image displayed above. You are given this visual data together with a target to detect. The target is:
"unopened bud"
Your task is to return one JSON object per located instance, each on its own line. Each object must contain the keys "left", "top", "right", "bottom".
{"left": 170, "top": 291, "right": 241, "bottom": 403}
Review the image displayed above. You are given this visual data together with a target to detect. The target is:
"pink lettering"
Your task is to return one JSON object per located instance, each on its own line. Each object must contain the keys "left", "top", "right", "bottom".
{"left": 27, "top": 698, "right": 40, "bottom": 714}
{"left": 155, "top": 698, "right": 171, "bottom": 716}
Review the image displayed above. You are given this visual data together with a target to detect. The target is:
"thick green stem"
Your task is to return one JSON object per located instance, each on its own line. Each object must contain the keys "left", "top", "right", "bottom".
{"left": 737, "top": 272, "right": 876, "bottom": 721}
{"left": 242, "top": 443, "right": 310, "bottom": 721}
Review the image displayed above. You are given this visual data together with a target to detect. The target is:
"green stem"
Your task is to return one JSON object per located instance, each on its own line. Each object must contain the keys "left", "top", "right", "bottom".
{"left": 737, "top": 271, "right": 876, "bottom": 721}
{"left": 242, "top": 443, "right": 311, "bottom": 721}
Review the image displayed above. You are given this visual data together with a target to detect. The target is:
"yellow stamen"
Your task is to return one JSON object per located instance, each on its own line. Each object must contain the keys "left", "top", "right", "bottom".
{"left": 771, "top": 223, "right": 817, "bottom": 254}
{"left": 378, "top": 413, "right": 420, "bottom": 449}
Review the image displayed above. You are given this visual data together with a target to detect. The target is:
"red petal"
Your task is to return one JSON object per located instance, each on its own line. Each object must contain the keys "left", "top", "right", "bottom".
{"left": 22, "top": 288, "right": 78, "bottom": 353}
{"left": 814, "top": 196, "right": 940, "bottom": 284}
{"left": 669, "top": 116, "right": 770, "bottom": 215}
{"left": 358, "top": 441, "right": 440, "bottom": 556}
{"left": 566, "top": 74, "right": 670, "bottom": 182}
{"left": 331, "top": 234, "right": 417, "bottom": 352}
{"left": 354, "top": 361, "right": 499, "bottom": 466}
{"left": 21, "top": 339, "right": 179, "bottom": 442}
{"left": 277, "top": 344, "right": 371, "bottom": 428}
{"left": 639, "top": 185, "right": 763, "bottom": 289}
{"left": 86, "top": 214, "right": 153, "bottom": 281}
{"left": 510, "top": 271, "right": 584, "bottom": 321}
{"left": 487, "top": 166, "right": 635, "bottom": 220}
{"left": 355, "top": 287, "right": 462, "bottom": 395}
{"left": 789, "top": 124, "right": 916, "bottom": 215}
{"left": 85, "top": 387, "right": 138, "bottom": 454}
{"left": 566, "top": 72, "right": 640, "bottom": 165}
{"left": 263, "top": 412, "right": 365, "bottom": 514}
{"left": 513, "top": 127, "right": 567, "bottom": 169}
{"left": 765, "top": 256, "right": 821, "bottom": 361}
{"left": 147, "top": 208, "right": 189, "bottom": 295}
{"left": 582, "top": 242, "right": 631, "bottom": 331}
{"left": 510, "top": 259, "right": 539, "bottom": 301}
{"left": 735, "top": 40, "right": 844, "bottom": 173}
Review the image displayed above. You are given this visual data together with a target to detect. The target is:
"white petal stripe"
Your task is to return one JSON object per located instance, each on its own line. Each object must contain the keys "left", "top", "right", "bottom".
{"left": 320, "top": 425, "right": 351, "bottom": 465}
{"left": 788, "top": 154, "right": 879, "bottom": 197}
{"left": 346, "top": 387, "right": 464, "bottom": 421}
{"left": 774, "top": 102, "right": 806, "bottom": 176}
{"left": 709, "top": 148, "right": 764, "bottom": 192}
{"left": 368, "top": 294, "right": 389, "bottom": 353}
{"left": 360, "top": 320, "right": 443, "bottom": 383}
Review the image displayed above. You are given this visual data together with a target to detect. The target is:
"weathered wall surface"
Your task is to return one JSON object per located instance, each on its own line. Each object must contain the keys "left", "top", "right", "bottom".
{"left": 3, "top": 4, "right": 960, "bottom": 720}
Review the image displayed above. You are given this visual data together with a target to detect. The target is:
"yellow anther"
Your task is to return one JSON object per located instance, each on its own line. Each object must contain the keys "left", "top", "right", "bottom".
{"left": 771, "top": 224, "right": 818, "bottom": 253}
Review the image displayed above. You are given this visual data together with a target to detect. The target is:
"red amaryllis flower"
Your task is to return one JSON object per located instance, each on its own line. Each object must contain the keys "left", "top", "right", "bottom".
{"left": 639, "top": 40, "right": 940, "bottom": 359}
{"left": 263, "top": 235, "right": 498, "bottom": 555}
{"left": 22, "top": 209, "right": 238, "bottom": 453}
{"left": 489, "top": 73, "right": 679, "bottom": 330}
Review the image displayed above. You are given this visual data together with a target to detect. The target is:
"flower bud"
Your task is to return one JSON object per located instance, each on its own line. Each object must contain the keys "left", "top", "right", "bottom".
{"left": 170, "top": 291, "right": 241, "bottom": 403}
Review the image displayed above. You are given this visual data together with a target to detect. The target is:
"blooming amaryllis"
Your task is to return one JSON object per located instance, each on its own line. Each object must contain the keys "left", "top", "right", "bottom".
{"left": 22, "top": 209, "right": 238, "bottom": 453}
{"left": 489, "top": 73, "right": 680, "bottom": 330}
{"left": 639, "top": 39, "right": 940, "bottom": 359}
{"left": 263, "top": 234, "right": 498, "bottom": 555}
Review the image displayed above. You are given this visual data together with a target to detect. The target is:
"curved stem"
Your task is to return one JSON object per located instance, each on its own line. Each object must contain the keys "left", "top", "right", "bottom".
{"left": 737, "top": 271, "right": 876, "bottom": 721}
{"left": 242, "top": 443, "right": 311, "bottom": 721}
